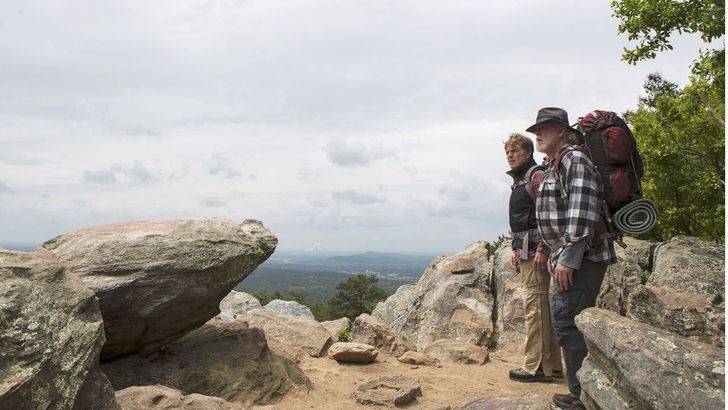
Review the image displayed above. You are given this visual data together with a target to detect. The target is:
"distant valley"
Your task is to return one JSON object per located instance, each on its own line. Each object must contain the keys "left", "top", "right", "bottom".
{"left": 236, "top": 251, "right": 438, "bottom": 302}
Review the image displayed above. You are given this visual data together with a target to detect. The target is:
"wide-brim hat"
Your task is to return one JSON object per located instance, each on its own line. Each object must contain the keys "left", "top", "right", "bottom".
{"left": 526, "top": 107, "right": 580, "bottom": 134}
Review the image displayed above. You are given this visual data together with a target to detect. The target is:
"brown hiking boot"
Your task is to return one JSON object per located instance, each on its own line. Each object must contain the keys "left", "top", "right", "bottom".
{"left": 508, "top": 367, "right": 553, "bottom": 383}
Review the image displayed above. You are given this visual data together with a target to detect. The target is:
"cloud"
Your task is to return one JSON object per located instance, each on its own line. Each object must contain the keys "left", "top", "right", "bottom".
{"left": 199, "top": 196, "right": 228, "bottom": 207}
{"left": 298, "top": 166, "right": 322, "bottom": 181}
{"left": 0, "top": 180, "right": 10, "bottom": 193}
{"left": 208, "top": 155, "right": 241, "bottom": 179}
{"left": 331, "top": 190, "right": 385, "bottom": 205}
{"left": 83, "top": 162, "right": 157, "bottom": 185}
{"left": 325, "top": 140, "right": 396, "bottom": 168}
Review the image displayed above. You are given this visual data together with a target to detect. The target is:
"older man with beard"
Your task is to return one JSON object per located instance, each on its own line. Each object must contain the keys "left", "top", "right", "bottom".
{"left": 504, "top": 133, "right": 563, "bottom": 384}
{"left": 527, "top": 107, "right": 616, "bottom": 410}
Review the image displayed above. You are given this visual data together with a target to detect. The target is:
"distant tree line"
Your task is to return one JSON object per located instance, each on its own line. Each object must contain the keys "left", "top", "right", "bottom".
{"left": 253, "top": 273, "right": 388, "bottom": 322}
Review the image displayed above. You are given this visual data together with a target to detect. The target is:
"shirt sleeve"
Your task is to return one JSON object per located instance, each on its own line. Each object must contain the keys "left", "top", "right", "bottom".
{"left": 528, "top": 170, "right": 545, "bottom": 201}
{"left": 557, "top": 156, "right": 601, "bottom": 270}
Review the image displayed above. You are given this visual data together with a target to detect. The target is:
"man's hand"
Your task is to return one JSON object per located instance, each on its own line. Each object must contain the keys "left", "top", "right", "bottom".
{"left": 510, "top": 250, "right": 521, "bottom": 269}
{"left": 534, "top": 250, "right": 548, "bottom": 273}
{"left": 554, "top": 263, "right": 574, "bottom": 291}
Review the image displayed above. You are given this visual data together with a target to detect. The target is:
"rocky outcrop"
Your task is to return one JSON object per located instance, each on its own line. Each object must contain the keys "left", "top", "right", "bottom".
{"left": 457, "top": 394, "right": 552, "bottom": 410}
{"left": 396, "top": 351, "right": 441, "bottom": 367}
{"left": 626, "top": 236, "right": 724, "bottom": 346}
{"left": 371, "top": 283, "right": 417, "bottom": 324}
{"left": 596, "top": 237, "right": 654, "bottom": 315}
{"left": 575, "top": 308, "right": 724, "bottom": 410}
{"left": 41, "top": 218, "right": 277, "bottom": 360}
{"left": 115, "top": 385, "right": 241, "bottom": 410}
{"left": 353, "top": 375, "right": 422, "bottom": 406}
{"left": 422, "top": 340, "right": 489, "bottom": 365}
{"left": 490, "top": 241, "right": 525, "bottom": 341}
{"left": 328, "top": 342, "right": 378, "bottom": 363}
{"left": 351, "top": 314, "right": 415, "bottom": 357}
{"left": 102, "top": 318, "right": 309, "bottom": 407}
{"left": 321, "top": 317, "right": 351, "bottom": 340}
{"left": 263, "top": 299, "right": 315, "bottom": 320}
{"left": 371, "top": 242, "right": 495, "bottom": 349}
{"left": 218, "top": 290, "right": 261, "bottom": 321}
{"left": 243, "top": 308, "right": 332, "bottom": 361}
{"left": 0, "top": 249, "right": 118, "bottom": 409}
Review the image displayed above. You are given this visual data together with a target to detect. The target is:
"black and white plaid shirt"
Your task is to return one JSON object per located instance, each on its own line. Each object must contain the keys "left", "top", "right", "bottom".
{"left": 536, "top": 145, "right": 617, "bottom": 269}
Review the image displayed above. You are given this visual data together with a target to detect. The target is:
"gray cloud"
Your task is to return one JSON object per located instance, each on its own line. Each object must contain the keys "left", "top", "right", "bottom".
{"left": 199, "top": 196, "right": 228, "bottom": 207}
{"left": 208, "top": 155, "right": 241, "bottom": 179}
{"left": 325, "top": 140, "right": 396, "bottom": 168}
{"left": 0, "top": 180, "right": 10, "bottom": 193}
{"left": 331, "top": 190, "right": 385, "bottom": 205}
{"left": 83, "top": 162, "right": 157, "bottom": 185}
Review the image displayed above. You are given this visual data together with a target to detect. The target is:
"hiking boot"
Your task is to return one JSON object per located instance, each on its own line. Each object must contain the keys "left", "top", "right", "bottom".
{"left": 508, "top": 367, "right": 553, "bottom": 383}
{"left": 552, "top": 393, "right": 579, "bottom": 408}
{"left": 552, "top": 369, "right": 564, "bottom": 378}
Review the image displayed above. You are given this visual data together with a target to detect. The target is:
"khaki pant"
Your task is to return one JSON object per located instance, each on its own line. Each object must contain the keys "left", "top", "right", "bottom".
{"left": 519, "top": 258, "right": 563, "bottom": 376}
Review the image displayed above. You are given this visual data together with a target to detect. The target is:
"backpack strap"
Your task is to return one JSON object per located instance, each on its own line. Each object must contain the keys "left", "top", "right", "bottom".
{"left": 523, "top": 164, "right": 546, "bottom": 200}
{"left": 550, "top": 146, "right": 587, "bottom": 198}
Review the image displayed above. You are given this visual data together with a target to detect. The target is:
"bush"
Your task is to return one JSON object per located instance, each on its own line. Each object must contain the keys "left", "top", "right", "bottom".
{"left": 336, "top": 328, "right": 351, "bottom": 342}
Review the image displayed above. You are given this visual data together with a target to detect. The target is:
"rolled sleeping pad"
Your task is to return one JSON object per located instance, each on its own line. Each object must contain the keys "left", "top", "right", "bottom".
{"left": 613, "top": 198, "right": 658, "bottom": 235}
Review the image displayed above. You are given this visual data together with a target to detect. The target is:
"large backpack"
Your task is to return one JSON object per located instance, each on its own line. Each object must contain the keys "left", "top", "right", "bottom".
{"left": 550, "top": 110, "right": 647, "bottom": 245}
{"left": 576, "top": 110, "right": 644, "bottom": 213}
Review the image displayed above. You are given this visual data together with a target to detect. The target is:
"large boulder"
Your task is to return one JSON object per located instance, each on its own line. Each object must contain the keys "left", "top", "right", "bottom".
{"left": 0, "top": 249, "right": 118, "bottom": 409}
{"left": 218, "top": 290, "right": 261, "bottom": 321}
{"left": 263, "top": 299, "right": 315, "bottom": 320}
{"left": 115, "top": 385, "right": 241, "bottom": 410}
{"left": 350, "top": 314, "right": 415, "bottom": 357}
{"left": 102, "top": 317, "right": 309, "bottom": 407}
{"left": 41, "top": 218, "right": 277, "bottom": 360}
{"left": 243, "top": 308, "right": 332, "bottom": 361}
{"left": 596, "top": 236, "right": 654, "bottom": 315}
{"left": 626, "top": 236, "right": 724, "bottom": 346}
{"left": 575, "top": 308, "right": 724, "bottom": 410}
{"left": 371, "top": 283, "right": 417, "bottom": 324}
{"left": 490, "top": 241, "right": 525, "bottom": 342}
{"left": 370, "top": 242, "right": 495, "bottom": 349}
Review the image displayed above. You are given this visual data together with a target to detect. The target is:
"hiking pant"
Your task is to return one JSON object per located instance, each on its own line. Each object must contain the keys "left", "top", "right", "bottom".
{"left": 519, "top": 258, "right": 563, "bottom": 376}
{"left": 550, "top": 259, "right": 607, "bottom": 398}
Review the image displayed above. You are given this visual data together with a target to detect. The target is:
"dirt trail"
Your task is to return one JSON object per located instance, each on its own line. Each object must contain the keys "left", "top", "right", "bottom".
{"left": 254, "top": 348, "right": 566, "bottom": 409}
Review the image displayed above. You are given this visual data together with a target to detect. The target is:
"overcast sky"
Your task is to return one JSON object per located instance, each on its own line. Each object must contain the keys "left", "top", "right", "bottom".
{"left": 0, "top": 1, "right": 712, "bottom": 253}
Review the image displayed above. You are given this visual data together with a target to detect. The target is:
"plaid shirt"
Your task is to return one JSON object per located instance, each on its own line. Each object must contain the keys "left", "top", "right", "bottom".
{"left": 536, "top": 145, "right": 616, "bottom": 269}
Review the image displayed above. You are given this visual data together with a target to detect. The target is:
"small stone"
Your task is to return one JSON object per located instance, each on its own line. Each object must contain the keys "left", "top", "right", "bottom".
{"left": 423, "top": 340, "right": 489, "bottom": 365}
{"left": 328, "top": 342, "right": 378, "bottom": 364}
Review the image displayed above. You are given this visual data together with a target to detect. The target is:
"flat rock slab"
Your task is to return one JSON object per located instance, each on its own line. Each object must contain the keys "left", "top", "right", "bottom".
{"left": 0, "top": 248, "right": 117, "bottom": 409}
{"left": 328, "top": 342, "right": 378, "bottom": 363}
{"left": 423, "top": 340, "right": 489, "bottom": 365}
{"left": 115, "top": 385, "right": 243, "bottom": 409}
{"left": 576, "top": 308, "right": 724, "bottom": 410}
{"left": 397, "top": 351, "right": 441, "bottom": 367}
{"left": 41, "top": 218, "right": 277, "bottom": 360}
{"left": 354, "top": 375, "right": 422, "bottom": 406}
{"left": 456, "top": 394, "right": 552, "bottom": 409}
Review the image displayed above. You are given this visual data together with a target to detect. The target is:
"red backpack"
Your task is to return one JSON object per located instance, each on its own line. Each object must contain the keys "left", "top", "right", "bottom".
{"left": 550, "top": 110, "right": 647, "bottom": 246}
{"left": 576, "top": 110, "right": 644, "bottom": 214}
